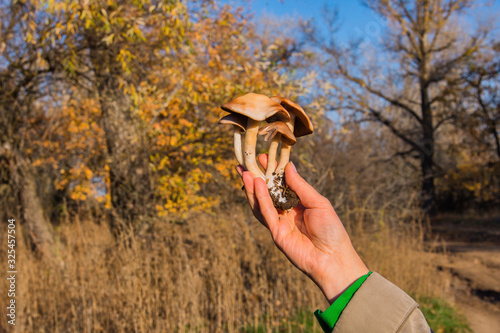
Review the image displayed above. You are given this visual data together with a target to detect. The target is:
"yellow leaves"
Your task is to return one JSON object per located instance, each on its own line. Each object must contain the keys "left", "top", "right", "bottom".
{"left": 102, "top": 33, "right": 115, "bottom": 45}
{"left": 157, "top": 157, "right": 170, "bottom": 171}
{"left": 70, "top": 185, "right": 88, "bottom": 201}
{"left": 155, "top": 170, "right": 218, "bottom": 218}
{"left": 26, "top": 32, "right": 35, "bottom": 44}
{"left": 28, "top": 18, "right": 37, "bottom": 32}
{"left": 57, "top": 164, "right": 98, "bottom": 202}
{"left": 84, "top": 168, "right": 93, "bottom": 180}
{"left": 32, "top": 159, "right": 44, "bottom": 167}
{"left": 56, "top": 178, "right": 69, "bottom": 191}
{"left": 463, "top": 182, "right": 481, "bottom": 193}
{"left": 215, "top": 161, "right": 234, "bottom": 180}
{"left": 21, "top": 0, "right": 306, "bottom": 219}
{"left": 125, "top": 24, "right": 146, "bottom": 42}
{"left": 116, "top": 48, "right": 135, "bottom": 73}
{"left": 443, "top": 162, "right": 499, "bottom": 202}
{"left": 46, "top": 0, "right": 68, "bottom": 14}
{"left": 54, "top": 22, "right": 64, "bottom": 36}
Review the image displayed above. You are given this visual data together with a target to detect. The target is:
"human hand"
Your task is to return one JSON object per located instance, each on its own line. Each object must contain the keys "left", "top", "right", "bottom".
{"left": 236, "top": 155, "right": 369, "bottom": 303}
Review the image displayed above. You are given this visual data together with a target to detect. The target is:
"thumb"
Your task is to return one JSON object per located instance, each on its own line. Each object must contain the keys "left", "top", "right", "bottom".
{"left": 284, "top": 162, "right": 331, "bottom": 209}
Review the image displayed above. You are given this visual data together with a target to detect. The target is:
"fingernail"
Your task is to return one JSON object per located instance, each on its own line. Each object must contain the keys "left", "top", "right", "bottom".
{"left": 290, "top": 161, "right": 296, "bottom": 172}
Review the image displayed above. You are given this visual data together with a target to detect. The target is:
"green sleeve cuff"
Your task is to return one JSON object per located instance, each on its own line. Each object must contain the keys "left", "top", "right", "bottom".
{"left": 314, "top": 271, "right": 372, "bottom": 333}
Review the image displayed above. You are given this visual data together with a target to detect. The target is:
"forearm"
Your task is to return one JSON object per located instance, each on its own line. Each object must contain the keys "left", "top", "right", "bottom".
{"left": 315, "top": 273, "right": 432, "bottom": 333}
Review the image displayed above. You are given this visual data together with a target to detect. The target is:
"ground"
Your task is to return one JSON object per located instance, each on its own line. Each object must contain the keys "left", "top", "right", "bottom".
{"left": 430, "top": 215, "right": 500, "bottom": 333}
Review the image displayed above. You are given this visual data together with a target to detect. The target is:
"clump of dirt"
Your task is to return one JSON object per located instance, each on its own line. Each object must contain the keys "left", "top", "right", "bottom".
{"left": 269, "top": 172, "right": 300, "bottom": 211}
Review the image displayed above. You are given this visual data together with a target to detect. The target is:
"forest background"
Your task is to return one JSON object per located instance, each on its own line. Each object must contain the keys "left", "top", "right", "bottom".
{"left": 0, "top": 0, "right": 499, "bottom": 331}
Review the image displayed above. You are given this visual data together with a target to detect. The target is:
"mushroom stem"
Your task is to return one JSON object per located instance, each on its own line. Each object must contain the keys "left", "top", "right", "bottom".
{"left": 233, "top": 127, "right": 244, "bottom": 166}
{"left": 244, "top": 118, "right": 265, "bottom": 178}
{"left": 276, "top": 114, "right": 296, "bottom": 173}
{"left": 266, "top": 133, "right": 281, "bottom": 181}
{"left": 276, "top": 142, "right": 291, "bottom": 172}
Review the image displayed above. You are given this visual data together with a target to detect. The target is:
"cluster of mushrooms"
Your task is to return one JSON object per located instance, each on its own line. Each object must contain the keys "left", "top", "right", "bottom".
{"left": 219, "top": 93, "right": 313, "bottom": 211}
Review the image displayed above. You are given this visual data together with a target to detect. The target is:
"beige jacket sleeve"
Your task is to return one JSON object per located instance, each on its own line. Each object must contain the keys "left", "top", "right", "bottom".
{"left": 333, "top": 272, "right": 431, "bottom": 333}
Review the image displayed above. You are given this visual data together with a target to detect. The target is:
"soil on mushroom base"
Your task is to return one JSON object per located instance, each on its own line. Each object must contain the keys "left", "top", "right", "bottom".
{"left": 269, "top": 172, "right": 300, "bottom": 211}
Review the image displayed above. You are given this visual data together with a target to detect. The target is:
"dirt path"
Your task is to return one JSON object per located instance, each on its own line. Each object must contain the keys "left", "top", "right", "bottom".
{"left": 430, "top": 216, "right": 500, "bottom": 333}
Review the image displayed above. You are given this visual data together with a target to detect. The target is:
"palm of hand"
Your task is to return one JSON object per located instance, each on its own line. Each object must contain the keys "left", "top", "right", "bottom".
{"left": 238, "top": 155, "right": 349, "bottom": 280}
{"left": 237, "top": 155, "right": 368, "bottom": 302}
{"left": 265, "top": 200, "right": 346, "bottom": 279}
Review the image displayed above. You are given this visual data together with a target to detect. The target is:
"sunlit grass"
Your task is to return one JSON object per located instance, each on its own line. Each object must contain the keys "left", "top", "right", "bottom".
{"left": 418, "top": 296, "right": 472, "bottom": 333}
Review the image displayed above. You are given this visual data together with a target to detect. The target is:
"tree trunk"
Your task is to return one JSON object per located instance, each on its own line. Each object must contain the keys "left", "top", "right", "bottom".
{"left": 490, "top": 121, "right": 500, "bottom": 159}
{"left": 420, "top": 148, "right": 435, "bottom": 214}
{"left": 1, "top": 146, "right": 55, "bottom": 255}
{"left": 20, "top": 169, "right": 55, "bottom": 255}
{"left": 420, "top": 81, "right": 436, "bottom": 214}
{"left": 96, "top": 80, "right": 154, "bottom": 231}
{"left": 84, "top": 33, "right": 155, "bottom": 232}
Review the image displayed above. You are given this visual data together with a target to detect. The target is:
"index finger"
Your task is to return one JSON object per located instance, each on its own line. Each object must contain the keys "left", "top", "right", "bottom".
{"left": 254, "top": 177, "right": 280, "bottom": 233}
{"left": 284, "top": 163, "right": 332, "bottom": 209}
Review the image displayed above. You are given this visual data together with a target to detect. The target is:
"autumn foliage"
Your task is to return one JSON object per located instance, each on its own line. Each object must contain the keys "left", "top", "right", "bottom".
{"left": 0, "top": 0, "right": 498, "bottom": 331}
{"left": 0, "top": 0, "right": 307, "bottom": 229}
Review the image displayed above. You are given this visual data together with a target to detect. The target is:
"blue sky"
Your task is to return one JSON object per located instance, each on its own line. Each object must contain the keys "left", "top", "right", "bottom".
{"left": 247, "top": 0, "right": 500, "bottom": 42}
{"left": 251, "top": 0, "right": 378, "bottom": 40}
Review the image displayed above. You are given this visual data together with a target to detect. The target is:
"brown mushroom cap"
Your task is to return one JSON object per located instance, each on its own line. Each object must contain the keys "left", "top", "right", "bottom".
{"left": 271, "top": 96, "right": 313, "bottom": 137}
{"left": 258, "top": 121, "right": 296, "bottom": 145}
{"left": 218, "top": 113, "right": 247, "bottom": 132}
{"left": 222, "top": 93, "right": 290, "bottom": 122}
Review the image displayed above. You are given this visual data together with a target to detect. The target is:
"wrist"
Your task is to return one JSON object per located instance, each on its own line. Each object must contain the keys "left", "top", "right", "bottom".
{"left": 313, "top": 246, "right": 369, "bottom": 304}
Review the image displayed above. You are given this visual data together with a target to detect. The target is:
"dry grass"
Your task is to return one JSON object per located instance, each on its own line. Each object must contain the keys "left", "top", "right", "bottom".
{"left": 340, "top": 189, "right": 453, "bottom": 301}
{"left": 0, "top": 202, "right": 452, "bottom": 332}
{"left": 1, "top": 206, "right": 324, "bottom": 332}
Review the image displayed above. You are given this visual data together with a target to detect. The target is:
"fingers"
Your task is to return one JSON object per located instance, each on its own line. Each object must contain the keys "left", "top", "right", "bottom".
{"left": 258, "top": 154, "right": 268, "bottom": 170}
{"left": 236, "top": 165, "right": 245, "bottom": 176}
{"left": 236, "top": 165, "right": 267, "bottom": 225}
{"left": 284, "top": 162, "right": 331, "bottom": 209}
{"left": 254, "top": 177, "right": 279, "bottom": 232}
{"left": 237, "top": 157, "right": 270, "bottom": 178}
{"left": 236, "top": 164, "right": 257, "bottom": 208}
{"left": 236, "top": 160, "right": 283, "bottom": 234}
{"left": 242, "top": 171, "right": 257, "bottom": 207}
